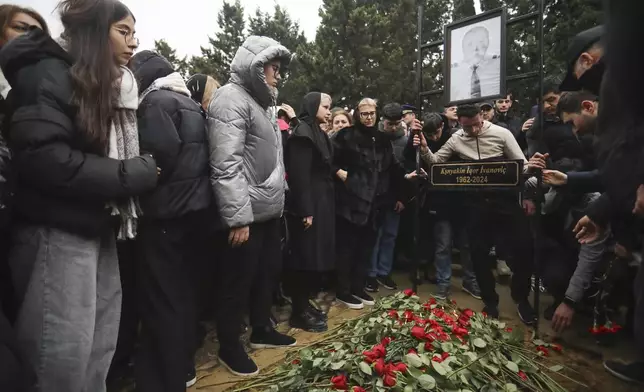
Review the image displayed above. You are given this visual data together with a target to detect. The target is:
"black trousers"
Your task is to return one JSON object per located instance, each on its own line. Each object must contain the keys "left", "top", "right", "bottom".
{"left": 465, "top": 198, "right": 534, "bottom": 307}
{"left": 135, "top": 213, "right": 211, "bottom": 392}
{"left": 284, "top": 269, "right": 326, "bottom": 313}
{"left": 108, "top": 239, "right": 139, "bottom": 381}
{"left": 216, "top": 218, "right": 281, "bottom": 348}
{"left": 336, "top": 217, "right": 378, "bottom": 295}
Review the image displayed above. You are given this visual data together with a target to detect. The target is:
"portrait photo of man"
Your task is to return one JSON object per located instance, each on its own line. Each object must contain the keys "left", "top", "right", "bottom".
{"left": 448, "top": 13, "right": 504, "bottom": 103}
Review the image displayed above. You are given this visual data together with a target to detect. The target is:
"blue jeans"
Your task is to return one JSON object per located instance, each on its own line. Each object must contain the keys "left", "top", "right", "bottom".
{"left": 370, "top": 210, "right": 401, "bottom": 277}
{"left": 434, "top": 219, "right": 477, "bottom": 288}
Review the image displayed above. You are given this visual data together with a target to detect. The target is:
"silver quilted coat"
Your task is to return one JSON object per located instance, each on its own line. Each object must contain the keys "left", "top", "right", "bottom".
{"left": 207, "top": 36, "right": 291, "bottom": 228}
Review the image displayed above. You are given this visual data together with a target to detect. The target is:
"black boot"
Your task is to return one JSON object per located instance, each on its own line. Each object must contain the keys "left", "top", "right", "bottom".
{"left": 308, "top": 301, "right": 328, "bottom": 322}
{"left": 289, "top": 307, "right": 328, "bottom": 332}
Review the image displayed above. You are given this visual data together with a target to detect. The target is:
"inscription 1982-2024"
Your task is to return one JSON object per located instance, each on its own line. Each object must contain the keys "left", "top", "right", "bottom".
{"left": 429, "top": 160, "right": 522, "bottom": 188}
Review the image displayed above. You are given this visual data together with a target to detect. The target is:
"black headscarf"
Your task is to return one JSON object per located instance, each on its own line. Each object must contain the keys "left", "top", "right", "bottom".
{"left": 292, "top": 92, "right": 332, "bottom": 162}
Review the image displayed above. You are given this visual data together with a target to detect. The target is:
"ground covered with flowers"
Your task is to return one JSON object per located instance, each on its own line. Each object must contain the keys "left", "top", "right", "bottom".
{"left": 234, "top": 290, "right": 583, "bottom": 392}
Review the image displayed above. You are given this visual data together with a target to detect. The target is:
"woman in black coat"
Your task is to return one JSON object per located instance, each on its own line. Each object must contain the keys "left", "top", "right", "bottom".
{"left": 285, "top": 92, "right": 334, "bottom": 332}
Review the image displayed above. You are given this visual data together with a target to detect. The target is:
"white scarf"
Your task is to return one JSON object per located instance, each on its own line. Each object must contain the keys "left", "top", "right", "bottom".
{"left": 110, "top": 67, "right": 142, "bottom": 240}
{"left": 139, "top": 71, "right": 191, "bottom": 103}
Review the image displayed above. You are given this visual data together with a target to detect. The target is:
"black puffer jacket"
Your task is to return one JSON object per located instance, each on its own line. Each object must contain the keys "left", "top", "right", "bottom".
{"left": 129, "top": 51, "right": 213, "bottom": 220}
{"left": 332, "top": 111, "right": 406, "bottom": 227}
{"left": 527, "top": 116, "right": 594, "bottom": 172}
{"left": 0, "top": 29, "right": 158, "bottom": 237}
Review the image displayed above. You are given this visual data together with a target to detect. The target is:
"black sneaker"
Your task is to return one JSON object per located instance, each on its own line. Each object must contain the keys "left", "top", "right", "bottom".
{"left": 336, "top": 293, "right": 364, "bottom": 309}
{"left": 352, "top": 290, "right": 376, "bottom": 306}
{"left": 603, "top": 360, "right": 644, "bottom": 384}
{"left": 219, "top": 345, "right": 259, "bottom": 377}
{"left": 186, "top": 369, "right": 197, "bottom": 387}
{"left": 249, "top": 327, "right": 297, "bottom": 349}
{"left": 289, "top": 308, "right": 328, "bottom": 333}
{"left": 377, "top": 275, "right": 398, "bottom": 290}
{"left": 365, "top": 277, "right": 379, "bottom": 293}
{"left": 517, "top": 301, "right": 536, "bottom": 326}
{"left": 482, "top": 305, "right": 500, "bottom": 319}
{"left": 462, "top": 280, "right": 482, "bottom": 300}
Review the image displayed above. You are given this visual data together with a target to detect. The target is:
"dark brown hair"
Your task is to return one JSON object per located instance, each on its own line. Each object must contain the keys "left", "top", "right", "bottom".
{"left": 57, "top": 0, "right": 134, "bottom": 150}
{"left": 0, "top": 4, "right": 50, "bottom": 39}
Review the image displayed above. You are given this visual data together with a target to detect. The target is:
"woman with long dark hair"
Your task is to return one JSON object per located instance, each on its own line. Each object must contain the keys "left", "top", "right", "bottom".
{"left": 0, "top": 1, "right": 158, "bottom": 391}
{"left": 0, "top": 6, "right": 49, "bottom": 392}
{"left": 284, "top": 92, "right": 334, "bottom": 332}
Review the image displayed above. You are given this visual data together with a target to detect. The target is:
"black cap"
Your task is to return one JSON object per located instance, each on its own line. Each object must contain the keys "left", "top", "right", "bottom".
{"left": 559, "top": 25, "right": 604, "bottom": 92}
{"left": 479, "top": 101, "right": 494, "bottom": 110}
{"left": 401, "top": 104, "right": 417, "bottom": 114}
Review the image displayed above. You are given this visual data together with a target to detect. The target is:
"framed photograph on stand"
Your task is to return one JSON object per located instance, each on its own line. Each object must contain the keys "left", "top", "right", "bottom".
{"left": 445, "top": 8, "right": 507, "bottom": 106}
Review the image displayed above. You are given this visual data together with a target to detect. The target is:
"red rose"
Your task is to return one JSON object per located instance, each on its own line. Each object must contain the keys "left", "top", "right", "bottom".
{"left": 331, "top": 374, "right": 348, "bottom": 390}
{"left": 441, "top": 352, "right": 450, "bottom": 359}
{"left": 453, "top": 327, "right": 469, "bottom": 336}
{"left": 373, "top": 344, "right": 386, "bottom": 357}
{"left": 381, "top": 337, "right": 392, "bottom": 347}
{"left": 374, "top": 358, "right": 386, "bottom": 376}
{"left": 388, "top": 309, "right": 399, "bottom": 319}
{"left": 291, "top": 359, "right": 300, "bottom": 365}
{"left": 383, "top": 374, "right": 397, "bottom": 387}
{"left": 432, "top": 355, "right": 443, "bottom": 363}
{"left": 411, "top": 325, "right": 427, "bottom": 340}
{"left": 482, "top": 312, "right": 488, "bottom": 318}
{"left": 408, "top": 348, "right": 418, "bottom": 355}
{"left": 505, "top": 327, "right": 513, "bottom": 333}
{"left": 518, "top": 371, "right": 528, "bottom": 381}
{"left": 462, "top": 309, "right": 474, "bottom": 318}
{"left": 393, "top": 362, "right": 408, "bottom": 373}
{"left": 551, "top": 344, "right": 562, "bottom": 352}
{"left": 363, "top": 350, "right": 378, "bottom": 364}
{"left": 403, "top": 289, "right": 415, "bottom": 297}
{"left": 403, "top": 310, "right": 415, "bottom": 322}
{"left": 353, "top": 387, "right": 366, "bottom": 392}
{"left": 424, "top": 341, "right": 434, "bottom": 351}
{"left": 536, "top": 346, "right": 549, "bottom": 357}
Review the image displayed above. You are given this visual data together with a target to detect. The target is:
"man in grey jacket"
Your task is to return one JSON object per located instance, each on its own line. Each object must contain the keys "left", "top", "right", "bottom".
{"left": 207, "top": 36, "right": 295, "bottom": 377}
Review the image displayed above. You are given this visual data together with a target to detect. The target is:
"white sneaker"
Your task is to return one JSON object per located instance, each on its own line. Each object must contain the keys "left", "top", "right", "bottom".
{"left": 497, "top": 259, "right": 512, "bottom": 276}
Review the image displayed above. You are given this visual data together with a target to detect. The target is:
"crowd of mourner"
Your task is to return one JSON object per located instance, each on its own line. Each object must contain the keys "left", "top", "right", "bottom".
{"left": 0, "top": 1, "right": 643, "bottom": 391}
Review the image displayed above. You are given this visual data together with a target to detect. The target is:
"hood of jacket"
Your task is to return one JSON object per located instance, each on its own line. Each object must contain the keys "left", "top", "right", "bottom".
{"left": 129, "top": 50, "right": 174, "bottom": 92}
{"left": 129, "top": 50, "right": 191, "bottom": 103}
{"left": 0, "top": 27, "right": 72, "bottom": 87}
{"left": 229, "top": 35, "right": 290, "bottom": 109}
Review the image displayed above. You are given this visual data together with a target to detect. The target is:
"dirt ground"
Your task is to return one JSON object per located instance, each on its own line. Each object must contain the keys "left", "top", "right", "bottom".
{"left": 112, "top": 269, "right": 641, "bottom": 391}
{"left": 182, "top": 270, "right": 641, "bottom": 392}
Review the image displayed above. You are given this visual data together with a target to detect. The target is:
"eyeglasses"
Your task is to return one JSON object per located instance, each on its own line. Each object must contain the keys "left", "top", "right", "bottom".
{"left": 114, "top": 28, "right": 139, "bottom": 46}
{"left": 360, "top": 111, "right": 376, "bottom": 118}
{"left": 9, "top": 22, "right": 35, "bottom": 33}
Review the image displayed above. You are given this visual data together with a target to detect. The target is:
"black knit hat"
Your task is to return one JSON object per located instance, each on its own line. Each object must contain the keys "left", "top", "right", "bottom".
{"left": 186, "top": 74, "right": 208, "bottom": 104}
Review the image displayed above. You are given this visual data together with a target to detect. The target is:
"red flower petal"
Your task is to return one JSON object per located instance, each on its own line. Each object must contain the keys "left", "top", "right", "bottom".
{"left": 331, "top": 374, "right": 348, "bottom": 390}
{"left": 383, "top": 374, "right": 397, "bottom": 387}
{"left": 403, "top": 289, "right": 415, "bottom": 297}
{"left": 374, "top": 358, "right": 386, "bottom": 376}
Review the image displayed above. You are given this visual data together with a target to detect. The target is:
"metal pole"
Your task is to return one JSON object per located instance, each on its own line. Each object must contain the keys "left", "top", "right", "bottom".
{"left": 533, "top": 0, "right": 545, "bottom": 337}
{"left": 411, "top": 1, "right": 424, "bottom": 293}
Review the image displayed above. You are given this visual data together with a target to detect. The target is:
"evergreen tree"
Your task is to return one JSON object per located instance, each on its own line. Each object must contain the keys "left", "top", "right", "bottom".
{"left": 153, "top": 39, "right": 189, "bottom": 77}
{"left": 189, "top": 0, "right": 246, "bottom": 83}
{"left": 453, "top": 0, "right": 476, "bottom": 20}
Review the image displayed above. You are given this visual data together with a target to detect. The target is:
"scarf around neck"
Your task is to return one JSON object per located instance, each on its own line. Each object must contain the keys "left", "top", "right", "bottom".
{"left": 109, "top": 67, "right": 143, "bottom": 240}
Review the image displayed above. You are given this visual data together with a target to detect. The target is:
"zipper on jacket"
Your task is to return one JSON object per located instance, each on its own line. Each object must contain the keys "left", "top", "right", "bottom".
{"left": 476, "top": 136, "right": 481, "bottom": 160}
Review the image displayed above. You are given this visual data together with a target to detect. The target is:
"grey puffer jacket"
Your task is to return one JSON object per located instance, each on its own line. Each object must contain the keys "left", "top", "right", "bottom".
{"left": 207, "top": 36, "right": 290, "bottom": 228}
